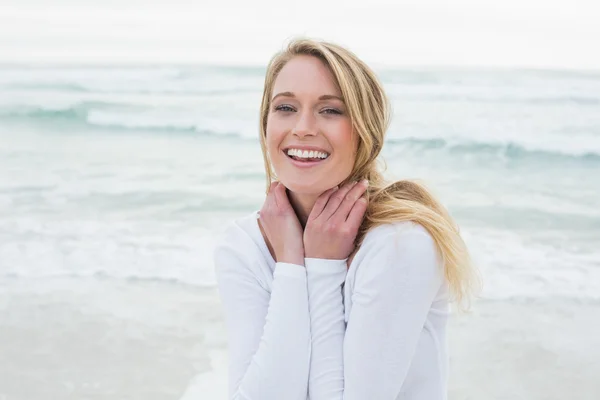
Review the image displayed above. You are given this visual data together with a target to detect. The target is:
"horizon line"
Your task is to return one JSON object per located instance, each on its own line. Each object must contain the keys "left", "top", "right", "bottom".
{"left": 0, "top": 61, "right": 599, "bottom": 75}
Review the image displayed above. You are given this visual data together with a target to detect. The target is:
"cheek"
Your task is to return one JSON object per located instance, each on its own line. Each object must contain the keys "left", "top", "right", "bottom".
{"left": 265, "top": 120, "right": 286, "bottom": 160}
{"left": 332, "top": 121, "right": 356, "bottom": 158}
{"left": 265, "top": 117, "right": 279, "bottom": 149}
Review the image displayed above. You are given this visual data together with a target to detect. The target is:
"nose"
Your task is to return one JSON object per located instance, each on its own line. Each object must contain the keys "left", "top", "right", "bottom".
{"left": 292, "top": 110, "right": 317, "bottom": 137}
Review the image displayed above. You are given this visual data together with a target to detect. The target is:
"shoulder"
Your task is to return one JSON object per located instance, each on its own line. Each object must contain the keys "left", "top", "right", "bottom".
{"left": 362, "top": 221, "right": 436, "bottom": 254}
{"left": 355, "top": 221, "right": 441, "bottom": 280}
{"left": 212, "top": 211, "right": 261, "bottom": 268}
{"left": 212, "top": 215, "right": 274, "bottom": 296}
{"left": 213, "top": 216, "right": 249, "bottom": 252}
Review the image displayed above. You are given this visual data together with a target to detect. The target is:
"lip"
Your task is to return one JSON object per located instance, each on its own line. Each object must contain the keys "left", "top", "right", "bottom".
{"left": 282, "top": 149, "right": 330, "bottom": 169}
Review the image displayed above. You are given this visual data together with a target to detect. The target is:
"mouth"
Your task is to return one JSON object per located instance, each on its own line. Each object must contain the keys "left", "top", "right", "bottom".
{"left": 282, "top": 147, "right": 330, "bottom": 168}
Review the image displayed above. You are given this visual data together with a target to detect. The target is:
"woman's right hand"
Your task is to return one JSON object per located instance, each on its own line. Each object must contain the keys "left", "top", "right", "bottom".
{"left": 257, "top": 181, "right": 305, "bottom": 266}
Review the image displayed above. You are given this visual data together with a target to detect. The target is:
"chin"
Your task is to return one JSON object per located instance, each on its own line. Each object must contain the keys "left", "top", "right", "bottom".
{"left": 279, "top": 178, "right": 329, "bottom": 196}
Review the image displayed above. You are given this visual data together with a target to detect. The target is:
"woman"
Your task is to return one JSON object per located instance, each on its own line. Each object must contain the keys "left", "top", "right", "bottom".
{"left": 213, "top": 38, "right": 479, "bottom": 400}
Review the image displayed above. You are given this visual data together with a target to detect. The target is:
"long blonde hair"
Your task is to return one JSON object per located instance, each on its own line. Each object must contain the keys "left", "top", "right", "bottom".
{"left": 258, "top": 38, "right": 481, "bottom": 308}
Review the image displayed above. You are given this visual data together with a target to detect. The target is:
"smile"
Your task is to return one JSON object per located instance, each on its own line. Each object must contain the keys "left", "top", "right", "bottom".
{"left": 282, "top": 148, "right": 330, "bottom": 168}
{"left": 286, "top": 148, "right": 330, "bottom": 160}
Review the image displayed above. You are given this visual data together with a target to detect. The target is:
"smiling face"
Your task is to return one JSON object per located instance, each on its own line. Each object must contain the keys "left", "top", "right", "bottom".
{"left": 265, "top": 55, "right": 358, "bottom": 195}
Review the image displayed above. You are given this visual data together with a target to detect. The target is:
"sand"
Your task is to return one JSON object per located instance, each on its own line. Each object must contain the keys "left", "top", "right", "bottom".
{"left": 1, "top": 277, "right": 598, "bottom": 400}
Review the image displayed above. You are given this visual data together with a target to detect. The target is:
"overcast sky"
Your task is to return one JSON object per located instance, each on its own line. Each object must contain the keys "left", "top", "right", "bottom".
{"left": 1, "top": 0, "right": 599, "bottom": 69}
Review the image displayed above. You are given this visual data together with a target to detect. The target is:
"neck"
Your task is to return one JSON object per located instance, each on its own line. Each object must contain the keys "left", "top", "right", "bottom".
{"left": 287, "top": 189, "right": 320, "bottom": 229}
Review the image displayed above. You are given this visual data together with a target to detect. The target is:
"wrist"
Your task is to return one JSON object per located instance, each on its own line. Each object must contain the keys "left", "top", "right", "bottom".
{"left": 279, "top": 255, "right": 305, "bottom": 266}
{"left": 278, "top": 249, "right": 305, "bottom": 266}
{"left": 304, "top": 251, "right": 344, "bottom": 260}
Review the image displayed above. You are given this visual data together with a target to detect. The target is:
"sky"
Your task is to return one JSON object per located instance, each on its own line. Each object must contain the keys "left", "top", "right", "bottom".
{"left": 1, "top": 0, "right": 599, "bottom": 70}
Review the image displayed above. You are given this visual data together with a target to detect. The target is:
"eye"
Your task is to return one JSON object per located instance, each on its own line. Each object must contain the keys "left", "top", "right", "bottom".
{"left": 321, "top": 108, "right": 342, "bottom": 115}
{"left": 274, "top": 104, "right": 295, "bottom": 112}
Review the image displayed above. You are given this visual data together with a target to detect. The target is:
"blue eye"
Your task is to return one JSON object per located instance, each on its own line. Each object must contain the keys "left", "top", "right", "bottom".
{"left": 275, "top": 105, "right": 295, "bottom": 112}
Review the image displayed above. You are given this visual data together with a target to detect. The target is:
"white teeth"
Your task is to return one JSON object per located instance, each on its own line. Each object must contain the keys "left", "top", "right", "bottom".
{"left": 286, "top": 148, "right": 329, "bottom": 159}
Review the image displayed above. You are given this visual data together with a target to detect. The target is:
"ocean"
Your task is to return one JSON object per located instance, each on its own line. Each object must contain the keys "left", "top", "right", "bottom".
{"left": 1, "top": 65, "right": 599, "bottom": 399}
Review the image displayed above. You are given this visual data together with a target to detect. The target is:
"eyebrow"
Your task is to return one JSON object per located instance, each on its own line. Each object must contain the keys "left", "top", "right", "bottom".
{"left": 271, "top": 92, "right": 344, "bottom": 102}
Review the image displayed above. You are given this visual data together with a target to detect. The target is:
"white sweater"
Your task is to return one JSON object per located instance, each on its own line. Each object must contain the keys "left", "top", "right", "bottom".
{"left": 213, "top": 210, "right": 450, "bottom": 400}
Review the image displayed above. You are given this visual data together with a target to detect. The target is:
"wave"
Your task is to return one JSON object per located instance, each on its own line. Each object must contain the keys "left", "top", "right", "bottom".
{"left": 5, "top": 82, "right": 91, "bottom": 92}
{"left": 394, "top": 94, "right": 600, "bottom": 105}
{"left": 0, "top": 102, "right": 156, "bottom": 129}
{"left": 0, "top": 66, "right": 263, "bottom": 95}
{"left": 6, "top": 80, "right": 599, "bottom": 105}
{"left": 387, "top": 137, "right": 600, "bottom": 162}
{"left": 0, "top": 103, "right": 248, "bottom": 137}
{"left": 384, "top": 87, "right": 600, "bottom": 105}
{"left": 4, "top": 82, "right": 260, "bottom": 96}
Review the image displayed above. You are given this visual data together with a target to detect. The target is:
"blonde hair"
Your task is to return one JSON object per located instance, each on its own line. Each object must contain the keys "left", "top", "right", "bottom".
{"left": 258, "top": 38, "right": 481, "bottom": 308}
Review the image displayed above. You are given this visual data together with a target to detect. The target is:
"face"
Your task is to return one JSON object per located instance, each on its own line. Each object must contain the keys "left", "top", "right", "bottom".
{"left": 266, "top": 55, "right": 357, "bottom": 195}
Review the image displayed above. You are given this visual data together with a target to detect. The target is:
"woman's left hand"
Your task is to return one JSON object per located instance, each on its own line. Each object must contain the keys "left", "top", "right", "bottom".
{"left": 304, "top": 179, "right": 369, "bottom": 260}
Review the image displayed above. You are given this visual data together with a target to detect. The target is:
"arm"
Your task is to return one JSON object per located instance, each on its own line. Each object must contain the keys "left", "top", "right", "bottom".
{"left": 307, "top": 223, "right": 446, "bottom": 400}
{"left": 344, "top": 224, "right": 446, "bottom": 399}
{"left": 305, "top": 257, "right": 347, "bottom": 399}
{"left": 214, "top": 229, "right": 311, "bottom": 400}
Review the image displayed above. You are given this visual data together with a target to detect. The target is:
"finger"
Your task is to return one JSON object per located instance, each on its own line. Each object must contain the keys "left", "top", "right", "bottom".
{"left": 263, "top": 181, "right": 278, "bottom": 211}
{"left": 268, "top": 181, "right": 278, "bottom": 194}
{"left": 346, "top": 196, "right": 368, "bottom": 232}
{"left": 266, "top": 181, "right": 278, "bottom": 203}
{"left": 333, "top": 179, "right": 368, "bottom": 222}
{"left": 321, "top": 180, "right": 359, "bottom": 220}
{"left": 273, "top": 181, "right": 289, "bottom": 209}
{"left": 309, "top": 185, "right": 339, "bottom": 221}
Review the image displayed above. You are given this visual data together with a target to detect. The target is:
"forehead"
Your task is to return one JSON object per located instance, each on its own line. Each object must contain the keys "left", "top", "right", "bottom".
{"left": 272, "top": 55, "right": 342, "bottom": 97}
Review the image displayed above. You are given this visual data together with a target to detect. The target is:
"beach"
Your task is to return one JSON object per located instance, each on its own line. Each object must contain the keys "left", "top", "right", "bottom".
{"left": 1, "top": 65, "right": 599, "bottom": 399}
{"left": 1, "top": 279, "right": 599, "bottom": 399}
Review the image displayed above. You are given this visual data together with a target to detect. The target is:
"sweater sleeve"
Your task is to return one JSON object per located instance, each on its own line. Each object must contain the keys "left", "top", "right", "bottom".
{"left": 305, "top": 257, "right": 347, "bottom": 399}
{"left": 305, "top": 223, "right": 446, "bottom": 400}
{"left": 213, "top": 227, "right": 311, "bottom": 400}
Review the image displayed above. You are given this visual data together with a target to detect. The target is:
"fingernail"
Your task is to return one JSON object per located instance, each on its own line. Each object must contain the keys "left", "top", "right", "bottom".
{"left": 352, "top": 180, "right": 358, "bottom": 186}
{"left": 362, "top": 179, "right": 369, "bottom": 186}
{"left": 332, "top": 185, "right": 339, "bottom": 191}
